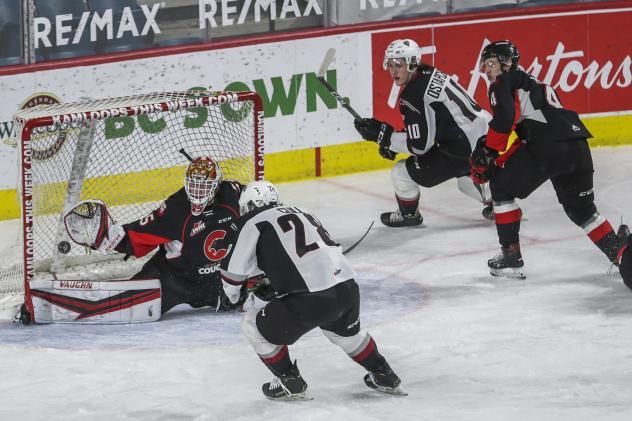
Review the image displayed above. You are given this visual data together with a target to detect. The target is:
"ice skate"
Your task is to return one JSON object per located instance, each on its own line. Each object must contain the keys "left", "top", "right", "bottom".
{"left": 618, "top": 234, "right": 632, "bottom": 290}
{"left": 380, "top": 209, "right": 423, "bottom": 228}
{"left": 262, "top": 362, "right": 312, "bottom": 401}
{"left": 488, "top": 245, "right": 526, "bottom": 279}
{"left": 363, "top": 357, "right": 407, "bottom": 396}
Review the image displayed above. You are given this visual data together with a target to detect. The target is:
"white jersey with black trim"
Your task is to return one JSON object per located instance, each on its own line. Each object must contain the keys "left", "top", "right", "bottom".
{"left": 220, "top": 205, "right": 355, "bottom": 296}
{"left": 397, "top": 66, "right": 491, "bottom": 158}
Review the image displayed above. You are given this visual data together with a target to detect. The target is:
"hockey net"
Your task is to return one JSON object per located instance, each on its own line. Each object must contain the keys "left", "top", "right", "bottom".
{"left": 0, "top": 91, "right": 263, "bottom": 321}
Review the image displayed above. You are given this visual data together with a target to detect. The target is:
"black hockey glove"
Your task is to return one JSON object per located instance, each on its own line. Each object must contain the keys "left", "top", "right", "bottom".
{"left": 354, "top": 118, "right": 396, "bottom": 160}
{"left": 470, "top": 136, "right": 499, "bottom": 184}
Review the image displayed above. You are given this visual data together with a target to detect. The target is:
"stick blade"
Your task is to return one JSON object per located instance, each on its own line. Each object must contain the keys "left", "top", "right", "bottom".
{"left": 317, "top": 48, "right": 337, "bottom": 78}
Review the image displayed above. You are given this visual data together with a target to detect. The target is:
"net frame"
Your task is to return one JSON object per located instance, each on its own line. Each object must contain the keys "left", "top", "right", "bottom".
{"left": 4, "top": 90, "right": 263, "bottom": 322}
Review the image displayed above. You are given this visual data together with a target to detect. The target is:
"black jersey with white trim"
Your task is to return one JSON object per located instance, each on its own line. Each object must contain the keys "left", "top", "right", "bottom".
{"left": 119, "top": 181, "right": 242, "bottom": 281}
{"left": 220, "top": 205, "right": 355, "bottom": 296}
{"left": 398, "top": 66, "right": 491, "bottom": 158}
{"left": 486, "top": 69, "right": 592, "bottom": 151}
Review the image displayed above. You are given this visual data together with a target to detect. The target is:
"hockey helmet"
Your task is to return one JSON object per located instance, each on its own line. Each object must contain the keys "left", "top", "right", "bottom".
{"left": 184, "top": 156, "right": 222, "bottom": 216}
{"left": 479, "top": 40, "right": 520, "bottom": 72}
{"left": 239, "top": 180, "right": 279, "bottom": 215}
{"left": 383, "top": 39, "right": 422, "bottom": 72}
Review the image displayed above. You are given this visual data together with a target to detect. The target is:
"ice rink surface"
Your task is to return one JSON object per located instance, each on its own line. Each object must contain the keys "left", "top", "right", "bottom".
{"left": 1, "top": 146, "right": 631, "bottom": 421}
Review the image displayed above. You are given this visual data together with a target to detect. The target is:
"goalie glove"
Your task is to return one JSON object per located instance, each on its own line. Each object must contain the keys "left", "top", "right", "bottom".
{"left": 63, "top": 200, "right": 126, "bottom": 254}
{"left": 470, "top": 136, "right": 499, "bottom": 185}
{"left": 354, "top": 118, "right": 396, "bottom": 160}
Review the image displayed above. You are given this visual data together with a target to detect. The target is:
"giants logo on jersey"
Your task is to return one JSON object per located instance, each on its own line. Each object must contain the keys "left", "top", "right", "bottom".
{"left": 204, "top": 230, "right": 230, "bottom": 261}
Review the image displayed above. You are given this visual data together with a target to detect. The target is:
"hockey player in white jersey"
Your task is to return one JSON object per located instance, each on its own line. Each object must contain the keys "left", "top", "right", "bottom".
{"left": 220, "top": 181, "right": 406, "bottom": 400}
{"left": 355, "top": 38, "right": 493, "bottom": 227}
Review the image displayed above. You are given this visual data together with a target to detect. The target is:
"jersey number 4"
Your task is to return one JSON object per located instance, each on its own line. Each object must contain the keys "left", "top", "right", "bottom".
{"left": 278, "top": 213, "right": 337, "bottom": 257}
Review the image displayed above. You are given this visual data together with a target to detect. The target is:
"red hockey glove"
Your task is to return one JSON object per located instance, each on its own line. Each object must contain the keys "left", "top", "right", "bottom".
{"left": 470, "top": 136, "right": 499, "bottom": 184}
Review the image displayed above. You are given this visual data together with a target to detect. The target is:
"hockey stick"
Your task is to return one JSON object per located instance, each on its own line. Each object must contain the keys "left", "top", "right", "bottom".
{"left": 316, "top": 48, "right": 363, "bottom": 122}
{"left": 342, "top": 221, "right": 374, "bottom": 255}
{"left": 179, "top": 148, "right": 194, "bottom": 162}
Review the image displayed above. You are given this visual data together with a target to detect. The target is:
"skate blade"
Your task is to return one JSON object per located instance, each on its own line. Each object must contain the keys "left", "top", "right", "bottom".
{"left": 490, "top": 267, "right": 526, "bottom": 280}
{"left": 265, "top": 392, "right": 313, "bottom": 401}
{"left": 366, "top": 381, "right": 409, "bottom": 396}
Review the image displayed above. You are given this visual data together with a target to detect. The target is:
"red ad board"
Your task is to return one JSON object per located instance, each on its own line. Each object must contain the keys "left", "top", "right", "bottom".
{"left": 372, "top": 9, "right": 632, "bottom": 129}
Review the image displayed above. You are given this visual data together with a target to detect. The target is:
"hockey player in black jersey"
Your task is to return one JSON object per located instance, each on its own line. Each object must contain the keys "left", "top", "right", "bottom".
{"left": 354, "top": 38, "right": 494, "bottom": 227}
{"left": 220, "top": 181, "right": 406, "bottom": 400}
{"left": 472, "top": 40, "right": 630, "bottom": 282}
{"left": 86, "top": 156, "right": 246, "bottom": 315}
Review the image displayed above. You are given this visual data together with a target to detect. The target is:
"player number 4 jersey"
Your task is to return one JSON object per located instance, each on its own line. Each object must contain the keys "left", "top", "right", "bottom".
{"left": 220, "top": 205, "right": 355, "bottom": 296}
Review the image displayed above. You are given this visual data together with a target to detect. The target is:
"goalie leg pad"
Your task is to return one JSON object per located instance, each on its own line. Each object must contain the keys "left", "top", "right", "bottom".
{"left": 29, "top": 278, "right": 161, "bottom": 324}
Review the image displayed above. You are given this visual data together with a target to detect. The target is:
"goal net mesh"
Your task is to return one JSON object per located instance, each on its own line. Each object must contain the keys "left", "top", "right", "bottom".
{"left": 0, "top": 91, "right": 262, "bottom": 317}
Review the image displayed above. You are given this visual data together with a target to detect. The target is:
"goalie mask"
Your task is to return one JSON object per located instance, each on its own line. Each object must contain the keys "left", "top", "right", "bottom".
{"left": 383, "top": 39, "right": 422, "bottom": 72}
{"left": 239, "top": 181, "right": 279, "bottom": 215}
{"left": 184, "top": 156, "right": 222, "bottom": 216}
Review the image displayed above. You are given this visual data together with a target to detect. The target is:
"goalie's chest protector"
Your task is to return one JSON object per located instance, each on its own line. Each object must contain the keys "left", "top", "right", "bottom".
{"left": 128, "top": 184, "right": 240, "bottom": 279}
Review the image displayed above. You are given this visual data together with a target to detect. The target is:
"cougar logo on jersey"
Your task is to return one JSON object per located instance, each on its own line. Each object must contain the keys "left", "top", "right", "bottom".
{"left": 190, "top": 221, "right": 206, "bottom": 237}
{"left": 204, "top": 230, "right": 229, "bottom": 261}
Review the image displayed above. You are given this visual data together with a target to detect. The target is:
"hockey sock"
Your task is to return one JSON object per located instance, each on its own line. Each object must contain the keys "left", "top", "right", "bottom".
{"left": 583, "top": 216, "right": 619, "bottom": 262}
{"left": 350, "top": 336, "right": 383, "bottom": 372}
{"left": 260, "top": 345, "right": 292, "bottom": 376}
{"left": 396, "top": 194, "right": 420, "bottom": 216}
{"left": 493, "top": 201, "right": 522, "bottom": 246}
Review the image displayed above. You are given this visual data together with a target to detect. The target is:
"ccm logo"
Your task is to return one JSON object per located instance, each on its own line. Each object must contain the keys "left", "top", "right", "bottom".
{"left": 579, "top": 189, "right": 593, "bottom": 197}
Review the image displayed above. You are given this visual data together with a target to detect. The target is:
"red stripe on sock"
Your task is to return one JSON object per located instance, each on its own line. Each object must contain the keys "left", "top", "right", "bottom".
{"left": 352, "top": 338, "right": 376, "bottom": 363}
{"left": 588, "top": 220, "right": 613, "bottom": 243}
{"left": 617, "top": 245, "right": 627, "bottom": 265}
{"left": 494, "top": 209, "right": 522, "bottom": 225}
{"left": 262, "top": 345, "right": 288, "bottom": 365}
{"left": 396, "top": 196, "right": 419, "bottom": 206}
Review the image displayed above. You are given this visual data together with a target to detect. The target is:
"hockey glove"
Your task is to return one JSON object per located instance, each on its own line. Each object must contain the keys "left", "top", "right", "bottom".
{"left": 354, "top": 118, "right": 396, "bottom": 160}
{"left": 63, "top": 200, "right": 126, "bottom": 254}
{"left": 246, "top": 275, "right": 275, "bottom": 302}
{"left": 470, "top": 136, "right": 499, "bottom": 184}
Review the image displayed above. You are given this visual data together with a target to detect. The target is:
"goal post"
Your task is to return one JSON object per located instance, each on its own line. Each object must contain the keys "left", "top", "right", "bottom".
{"left": 0, "top": 90, "right": 264, "bottom": 322}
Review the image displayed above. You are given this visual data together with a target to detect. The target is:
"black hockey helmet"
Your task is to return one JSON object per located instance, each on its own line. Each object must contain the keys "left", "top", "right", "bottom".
{"left": 480, "top": 40, "right": 520, "bottom": 71}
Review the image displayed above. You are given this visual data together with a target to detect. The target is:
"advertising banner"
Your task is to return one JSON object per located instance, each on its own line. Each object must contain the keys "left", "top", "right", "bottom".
{"left": 0, "top": 33, "right": 372, "bottom": 190}
{"left": 372, "top": 9, "right": 632, "bottom": 129}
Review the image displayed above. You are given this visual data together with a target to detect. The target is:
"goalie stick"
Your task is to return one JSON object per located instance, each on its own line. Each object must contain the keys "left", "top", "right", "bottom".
{"left": 179, "top": 148, "right": 194, "bottom": 162}
{"left": 316, "top": 48, "right": 363, "bottom": 122}
{"left": 342, "top": 221, "right": 374, "bottom": 255}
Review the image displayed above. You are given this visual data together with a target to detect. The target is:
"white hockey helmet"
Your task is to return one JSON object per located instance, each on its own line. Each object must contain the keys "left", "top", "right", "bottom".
{"left": 239, "top": 180, "right": 280, "bottom": 215}
{"left": 184, "top": 156, "right": 222, "bottom": 216}
{"left": 383, "top": 39, "right": 422, "bottom": 72}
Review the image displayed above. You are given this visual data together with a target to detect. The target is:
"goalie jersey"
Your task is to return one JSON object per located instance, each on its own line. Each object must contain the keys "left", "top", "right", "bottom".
{"left": 118, "top": 181, "right": 242, "bottom": 282}
{"left": 220, "top": 205, "right": 355, "bottom": 296}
